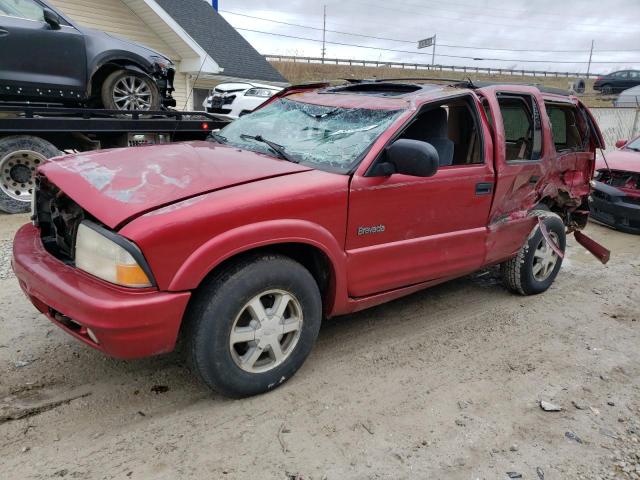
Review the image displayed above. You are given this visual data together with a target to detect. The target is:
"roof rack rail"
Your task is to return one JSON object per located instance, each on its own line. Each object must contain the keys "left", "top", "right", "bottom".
{"left": 466, "top": 81, "right": 571, "bottom": 96}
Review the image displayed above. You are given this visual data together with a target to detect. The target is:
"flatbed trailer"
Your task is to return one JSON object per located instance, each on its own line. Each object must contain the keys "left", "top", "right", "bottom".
{"left": 0, "top": 104, "right": 229, "bottom": 213}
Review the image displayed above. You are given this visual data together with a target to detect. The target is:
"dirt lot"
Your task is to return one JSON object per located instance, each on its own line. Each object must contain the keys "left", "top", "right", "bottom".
{"left": 1, "top": 212, "right": 639, "bottom": 479}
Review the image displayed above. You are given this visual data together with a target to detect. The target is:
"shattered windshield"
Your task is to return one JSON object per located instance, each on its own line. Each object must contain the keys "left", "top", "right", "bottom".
{"left": 216, "top": 98, "right": 404, "bottom": 173}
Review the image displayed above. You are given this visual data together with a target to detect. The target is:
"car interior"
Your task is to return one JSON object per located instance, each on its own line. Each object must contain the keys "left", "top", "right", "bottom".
{"left": 545, "top": 103, "right": 587, "bottom": 153}
{"left": 396, "top": 97, "right": 483, "bottom": 166}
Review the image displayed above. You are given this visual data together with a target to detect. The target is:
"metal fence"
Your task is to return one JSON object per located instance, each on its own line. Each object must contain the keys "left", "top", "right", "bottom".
{"left": 590, "top": 108, "right": 640, "bottom": 151}
{"left": 266, "top": 54, "right": 603, "bottom": 79}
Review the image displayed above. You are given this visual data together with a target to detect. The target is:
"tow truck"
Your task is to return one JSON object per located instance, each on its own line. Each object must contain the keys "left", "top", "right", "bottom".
{"left": 0, "top": 103, "right": 229, "bottom": 213}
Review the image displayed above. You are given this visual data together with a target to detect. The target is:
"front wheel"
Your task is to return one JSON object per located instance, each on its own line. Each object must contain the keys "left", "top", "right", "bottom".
{"left": 501, "top": 211, "right": 566, "bottom": 296}
{"left": 185, "top": 255, "right": 322, "bottom": 397}
{"left": 101, "top": 70, "right": 160, "bottom": 111}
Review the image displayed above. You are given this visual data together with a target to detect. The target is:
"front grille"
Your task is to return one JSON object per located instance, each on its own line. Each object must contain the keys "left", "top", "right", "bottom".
{"left": 593, "top": 190, "right": 611, "bottom": 201}
{"left": 34, "top": 176, "right": 85, "bottom": 263}
{"left": 598, "top": 169, "right": 640, "bottom": 189}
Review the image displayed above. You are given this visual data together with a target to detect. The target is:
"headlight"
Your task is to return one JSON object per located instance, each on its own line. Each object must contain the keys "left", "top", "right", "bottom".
{"left": 75, "top": 222, "right": 153, "bottom": 288}
{"left": 150, "top": 55, "right": 173, "bottom": 70}
{"left": 245, "top": 88, "right": 275, "bottom": 98}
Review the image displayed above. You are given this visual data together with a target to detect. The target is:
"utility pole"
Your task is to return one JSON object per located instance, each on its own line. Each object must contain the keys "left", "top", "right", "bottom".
{"left": 321, "top": 5, "right": 327, "bottom": 64}
{"left": 431, "top": 34, "right": 437, "bottom": 66}
{"left": 586, "top": 40, "right": 594, "bottom": 77}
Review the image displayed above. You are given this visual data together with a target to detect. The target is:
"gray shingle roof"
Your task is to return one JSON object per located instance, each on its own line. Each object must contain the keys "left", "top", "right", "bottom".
{"left": 154, "top": 0, "right": 287, "bottom": 84}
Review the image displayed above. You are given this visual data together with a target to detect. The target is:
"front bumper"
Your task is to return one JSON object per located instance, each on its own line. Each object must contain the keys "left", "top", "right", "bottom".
{"left": 589, "top": 181, "right": 640, "bottom": 234}
{"left": 12, "top": 224, "right": 191, "bottom": 359}
{"left": 156, "top": 67, "right": 176, "bottom": 108}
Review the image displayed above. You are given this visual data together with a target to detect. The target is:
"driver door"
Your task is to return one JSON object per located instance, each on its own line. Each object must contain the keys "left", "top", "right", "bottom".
{"left": 0, "top": 0, "right": 86, "bottom": 98}
{"left": 345, "top": 95, "right": 495, "bottom": 297}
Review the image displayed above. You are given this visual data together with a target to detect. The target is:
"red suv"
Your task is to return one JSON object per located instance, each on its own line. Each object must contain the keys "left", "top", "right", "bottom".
{"left": 13, "top": 80, "right": 606, "bottom": 397}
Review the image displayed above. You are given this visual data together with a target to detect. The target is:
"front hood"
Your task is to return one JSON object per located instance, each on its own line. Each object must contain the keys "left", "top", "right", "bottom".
{"left": 596, "top": 150, "right": 640, "bottom": 173}
{"left": 40, "top": 142, "right": 312, "bottom": 229}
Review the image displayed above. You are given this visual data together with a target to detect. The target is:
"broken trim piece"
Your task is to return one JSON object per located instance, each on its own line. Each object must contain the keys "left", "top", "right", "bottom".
{"left": 538, "top": 217, "right": 564, "bottom": 259}
{"left": 574, "top": 231, "right": 611, "bottom": 265}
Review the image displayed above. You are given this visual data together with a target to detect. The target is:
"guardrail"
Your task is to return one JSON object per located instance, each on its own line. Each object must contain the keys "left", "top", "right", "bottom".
{"left": 265, "top": 55, "right": 603, "bottom": 79}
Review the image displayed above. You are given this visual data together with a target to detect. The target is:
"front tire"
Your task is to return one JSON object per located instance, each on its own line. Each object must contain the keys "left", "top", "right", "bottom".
{"left": 501, "top": 211, "right": 566, "bottom": 296}
{"left": 185, "top": 255, "right": 322, "bottom": 397}
{"left": 101, "top": 70, "right": 160, "bottom": 111}
{"left": 0, "top": 136, "right": 60, "bottom": 214}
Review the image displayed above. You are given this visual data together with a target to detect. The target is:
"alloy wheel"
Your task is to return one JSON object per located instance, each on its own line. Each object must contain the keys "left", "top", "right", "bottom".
{"left": 229, "top": 289, "right": 303, "bottom": 374}
{"left": 532, "top": 232, "right": 560, "bottom": 281}
{"left": 112, "top": 75, "right": 153, "bottom": 111}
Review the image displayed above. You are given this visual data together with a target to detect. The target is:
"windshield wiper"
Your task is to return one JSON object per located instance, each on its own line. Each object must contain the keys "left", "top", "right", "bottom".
{"left": 240, "top": 134, "right": 299, "bottom": 163}
{"left": 209, "top": 132, "right": 228, "bottom": 144}
{"left": 299, "top": 108, "right": 341, "bottom": 120}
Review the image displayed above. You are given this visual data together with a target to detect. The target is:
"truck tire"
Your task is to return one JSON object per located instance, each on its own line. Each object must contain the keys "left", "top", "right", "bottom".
{"left": 185, "top": 254, "right": 322, "bottom": 397}
{"left": 501, "top": 211, "right": 566, "bottom": 296}
{"left": 0, "top": 136, "right": 61, "bottom": 214}
{"left": 101, "top": 70, "right": 160, "bottom": 111}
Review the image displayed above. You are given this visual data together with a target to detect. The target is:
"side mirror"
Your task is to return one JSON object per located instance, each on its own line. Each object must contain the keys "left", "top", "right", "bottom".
{"left": 371, "top": 139, "right": 439, "bottom": 177}
{"left": 43, "top": 9, "right": 61, "bottom": 30}
{"left": 615, "top": 139, "right": 627, "bottom": 149}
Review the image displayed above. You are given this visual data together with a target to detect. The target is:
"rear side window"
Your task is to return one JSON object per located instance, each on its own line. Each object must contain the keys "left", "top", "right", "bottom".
{"left": 497, "top": 93, "right": 543, "bottom": 162}
{"left": 544, "top": 103, "right": 589, "bottom": 153}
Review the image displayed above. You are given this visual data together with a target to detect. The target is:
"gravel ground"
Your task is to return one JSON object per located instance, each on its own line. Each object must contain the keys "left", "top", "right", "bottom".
{"left": 1, "top": 212, "right": 639, "bottom": 480}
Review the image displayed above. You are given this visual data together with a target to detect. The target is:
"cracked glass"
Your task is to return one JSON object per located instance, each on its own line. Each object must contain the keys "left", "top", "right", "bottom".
{"left": 217, "top": 98, "right": 404, "bottom": 173}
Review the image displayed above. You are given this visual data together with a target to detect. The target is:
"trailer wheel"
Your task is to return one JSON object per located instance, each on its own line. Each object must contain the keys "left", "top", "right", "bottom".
{"left": 0, "top": 136, "right": 61, "bottom": 214}
{"left": 101, "top": 70, "right": 160, "bottom": 111}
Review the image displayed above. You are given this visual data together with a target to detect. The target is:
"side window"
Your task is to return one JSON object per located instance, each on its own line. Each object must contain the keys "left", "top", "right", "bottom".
{"left": 0, "top": 0, "right": 44, "bottom": 21}
{"left": 630, "top": 71, "right": 640, "bottom": 80}
{"left": 614, "top": 71, "right": 629, "bottom": 79}
{"left": 396, "top": 96, "right": 483, "bottom": 167}
{"left": 544, "top": 103, "right": 589, "bottom": 153}
{"left": 497, "top": 94, "right": 543, "bottom": 162}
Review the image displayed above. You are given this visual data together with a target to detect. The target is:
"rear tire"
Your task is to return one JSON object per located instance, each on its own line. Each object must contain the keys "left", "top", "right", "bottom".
{"left": 501, "top": 211, "right": 566, "bottom": 296}
{"left": 185, "top": 254, "right": 322, "bottom": 397}
{"left": 101, "top": 70, "right": 160, "bottom": 111}
{"left": 0, "top": 136, "right": 60, "bottom": 214}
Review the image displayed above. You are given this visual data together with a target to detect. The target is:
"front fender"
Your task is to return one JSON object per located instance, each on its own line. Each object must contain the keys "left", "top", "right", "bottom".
{"left": 167, "top": 219, "right": 349, "bottom": 316}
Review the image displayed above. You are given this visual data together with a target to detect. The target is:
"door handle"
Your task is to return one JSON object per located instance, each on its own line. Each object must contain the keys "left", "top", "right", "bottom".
{"left": 0, "top": 29, "right": 9, "bottom": 37}
{"left": 475, "top": 182, "right": 494, "bottom": 195}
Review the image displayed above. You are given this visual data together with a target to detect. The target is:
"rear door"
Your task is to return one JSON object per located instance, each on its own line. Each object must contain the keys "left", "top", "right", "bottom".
{"left": 0, "top": 0, "right": 86, "bottom": 98}
{"left": 478, "top": 87, "right": 546, "bottom": 264}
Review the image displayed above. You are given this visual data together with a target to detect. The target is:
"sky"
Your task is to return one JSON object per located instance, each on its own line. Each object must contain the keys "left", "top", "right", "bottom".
{"left": 215, "top": 0, "right": 640, "bottom": 75}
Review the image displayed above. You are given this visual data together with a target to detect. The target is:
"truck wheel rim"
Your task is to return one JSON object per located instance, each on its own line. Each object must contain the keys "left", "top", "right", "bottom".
{"left": 229, "top": 289, "right": 303, "bottom": 374}
{"left": 112, "top": 75, "right": 152, "bottom": 111}
{"left": 0, "top": 150, "right": 44, "bottom": 202}
{"left": 532, "top": 232, "right": 560, "bottom": 281}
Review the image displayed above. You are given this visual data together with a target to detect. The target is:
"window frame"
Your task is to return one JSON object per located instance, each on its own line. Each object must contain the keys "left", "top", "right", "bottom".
{"left": 365, "top": 93, "right": 487, "bottom": 177}
{"left": 496, "top": 92, "right": 544, "bottom": 164}
{"left": 544, "top": 101, "right": 590, "bottom": 154}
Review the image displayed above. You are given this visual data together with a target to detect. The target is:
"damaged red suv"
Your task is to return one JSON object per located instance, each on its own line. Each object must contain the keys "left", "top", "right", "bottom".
{"left": 13, "top": 80, "right": 607, "bottom": 397}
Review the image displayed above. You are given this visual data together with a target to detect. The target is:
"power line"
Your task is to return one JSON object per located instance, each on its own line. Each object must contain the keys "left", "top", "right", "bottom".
{"left": 349, "top": 0, "right": 638, "bottom": 35}
{"left": 235, "top": 27, "right": 640, "bottom": 64}
{"left": 222, "top": 10, "right": 640, "bottom": 54}
{"left": 393, "top": 0, "right": 638, "bottom": 31}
